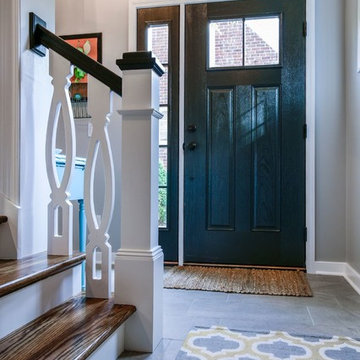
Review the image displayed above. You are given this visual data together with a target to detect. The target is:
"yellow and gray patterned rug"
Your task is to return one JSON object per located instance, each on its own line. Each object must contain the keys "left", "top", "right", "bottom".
{"left": 176, "top": 326, "right": 360, "bottom": 360}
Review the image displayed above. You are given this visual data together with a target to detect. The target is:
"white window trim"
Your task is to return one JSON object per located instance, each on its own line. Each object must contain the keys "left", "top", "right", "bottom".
{"left": 128, "top": 0, "right": 316, "bottom": 272}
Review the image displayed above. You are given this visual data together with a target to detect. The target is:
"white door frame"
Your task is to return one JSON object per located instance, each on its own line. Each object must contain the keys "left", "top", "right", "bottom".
{"left": 128, "top": 0, "right": 316, "bottom": 272}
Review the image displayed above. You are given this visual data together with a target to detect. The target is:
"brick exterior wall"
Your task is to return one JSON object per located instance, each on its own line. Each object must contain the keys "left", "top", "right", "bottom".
{"left": 159, "top": 70, "right": 168, "bottom": 105}
{"left": 150, "top": 25, "right": 168, "bottom": 63}
{"left": 150, "top": 26, "right": 168, "bottom": 104}
{"left": 212, "top": 21, "right": 243, "bottom": 67}
{"left": 149, "top": 25, "right": 169, "bottom": 171}
{"left": 244, "top": 24, "right": 279, "bottom": 66}
{"left": 150, "top": 26, "right": 169, "bottom": 105}
{"left": 159, "top": 147, "right": 167, "bottom": 170}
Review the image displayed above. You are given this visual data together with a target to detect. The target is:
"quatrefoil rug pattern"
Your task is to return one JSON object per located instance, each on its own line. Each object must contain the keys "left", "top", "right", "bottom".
{"left": 175, "top": 326, "right": 360, "bottom": 360}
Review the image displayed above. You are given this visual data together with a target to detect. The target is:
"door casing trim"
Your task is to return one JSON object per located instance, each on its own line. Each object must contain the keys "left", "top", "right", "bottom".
{"left": 129, "top": 0, "right": 316, "bottom": 272}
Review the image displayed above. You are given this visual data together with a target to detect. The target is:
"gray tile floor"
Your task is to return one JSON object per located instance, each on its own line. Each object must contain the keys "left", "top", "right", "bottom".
{"left": 119, "top": 274, "right": 360, "bottom": 359}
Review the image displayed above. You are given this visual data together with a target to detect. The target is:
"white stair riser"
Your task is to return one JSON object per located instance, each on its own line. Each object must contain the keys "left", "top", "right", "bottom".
{"left": 0, "top": 264, "right": 81, "bottom": 339}
{"left": 88, "top": 324, "right": 125, "bottom": 360}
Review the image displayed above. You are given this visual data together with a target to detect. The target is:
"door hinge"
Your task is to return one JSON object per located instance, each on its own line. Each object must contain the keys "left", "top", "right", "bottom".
{"left": 303, "top": 124, "right": 307, "bottom": 139}
{"left": 303, "top": 21, "right": 307, "bottom": 37}
{"left": 304, "top": 227, "right": 308, "bottom": 242}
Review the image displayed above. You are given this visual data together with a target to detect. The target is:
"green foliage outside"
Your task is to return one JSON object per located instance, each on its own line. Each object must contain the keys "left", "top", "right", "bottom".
{"left": 158, "top": 161, "right": 167, "bottom": 227}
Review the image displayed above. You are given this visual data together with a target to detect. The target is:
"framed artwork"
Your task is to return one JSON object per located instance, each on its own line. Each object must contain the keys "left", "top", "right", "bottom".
{"left": 60, "top": 33, "right": 102, "bottom": 118}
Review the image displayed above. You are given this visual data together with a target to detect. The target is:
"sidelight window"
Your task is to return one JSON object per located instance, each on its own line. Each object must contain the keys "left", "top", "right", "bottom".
{"left": 147, "top": 24, "right": 169, "bottom": 228}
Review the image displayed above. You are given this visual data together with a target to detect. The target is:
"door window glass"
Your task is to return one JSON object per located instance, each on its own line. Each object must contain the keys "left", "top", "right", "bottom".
{"left": 244, "top": 17, "right": 280, "bottom": 66}
{"left": 159, "top": 106, "right": 168, "bottom": 146}
{"left": 209, "top": 19, "right": 243, "bottom": 68}
{"left": 147, "top": 25, "right": 169, "bottom": 63}
{"left": 208, "top": 15, "right": 280, "bottom": 68}
{"left": 160, "top": 67, "right": 168, "bottom": 105}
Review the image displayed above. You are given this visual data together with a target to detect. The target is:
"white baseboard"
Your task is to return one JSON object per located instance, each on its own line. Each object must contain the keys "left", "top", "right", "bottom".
{"left": 312, "top": 261, "right": 360, "bottom": 295}
{"left": 344, "top": 263, "right": 360, "bottom": 296}
{"left": 313, "top": 261, "right": 347, "bottom": 276}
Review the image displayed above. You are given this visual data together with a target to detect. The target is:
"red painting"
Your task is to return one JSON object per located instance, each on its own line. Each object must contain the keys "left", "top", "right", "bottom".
{"left": 63, "top": 37, "right": 100, "bottom": 83}
{"left": 60, "top": 33, "right": 102, "bottom": 118}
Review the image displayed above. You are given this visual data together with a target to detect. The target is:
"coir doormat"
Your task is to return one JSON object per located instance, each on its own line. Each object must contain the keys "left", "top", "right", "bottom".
{"left": 164, "top": 266, "right": 312, "bottom": 297}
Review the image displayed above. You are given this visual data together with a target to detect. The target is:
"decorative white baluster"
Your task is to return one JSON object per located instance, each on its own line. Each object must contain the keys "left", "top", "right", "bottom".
{"left": 85, "top": 91, "right": 115, "bottom": 299}
{"left": 46, "top": 62, "right": 76, "bottom": 256}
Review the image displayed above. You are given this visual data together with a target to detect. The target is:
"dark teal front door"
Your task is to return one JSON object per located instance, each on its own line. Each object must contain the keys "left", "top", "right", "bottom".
{"left": 184, "top": 0, "right": 306, "bottom": 267}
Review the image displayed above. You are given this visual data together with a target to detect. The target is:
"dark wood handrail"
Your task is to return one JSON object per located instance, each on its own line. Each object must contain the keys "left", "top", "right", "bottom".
{"left": 30, "top": 13, "right": 122, "bottom": 96}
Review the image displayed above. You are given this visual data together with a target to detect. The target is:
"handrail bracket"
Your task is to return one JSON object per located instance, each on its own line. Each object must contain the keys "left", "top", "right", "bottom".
{"left": 29, "top": 12, "right": 47, "bottom": 57}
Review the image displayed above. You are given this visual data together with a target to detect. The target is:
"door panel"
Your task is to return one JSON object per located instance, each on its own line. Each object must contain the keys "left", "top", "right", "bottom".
{"left": 184, "top": 0, "right": 306, "bottom": 267}
{"left": 251, "top": 86, "right": 280, "bottom": 231}
{"left": 207, "top": 88, "right": 235, "bottom": 231}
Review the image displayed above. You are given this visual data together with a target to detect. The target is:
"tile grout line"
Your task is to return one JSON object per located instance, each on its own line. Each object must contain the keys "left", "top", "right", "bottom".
{"left": 306, "top": 306, "right": 315, "bottom": 326}
{"left": 333, "top": 296, "right": 342, "bottom": 308}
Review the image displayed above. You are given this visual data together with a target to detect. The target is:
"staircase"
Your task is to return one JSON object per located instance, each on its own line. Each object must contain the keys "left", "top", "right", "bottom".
{"left": 0, "top": 13, "right": 164, "bottom": 358}
{"left": 0, "top": 253, "right": 135, "bottom": 359}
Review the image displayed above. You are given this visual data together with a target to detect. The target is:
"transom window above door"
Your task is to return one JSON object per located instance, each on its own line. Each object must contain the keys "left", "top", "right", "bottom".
{"left": 208, "top": 15, "right": 281, "bottom": 69}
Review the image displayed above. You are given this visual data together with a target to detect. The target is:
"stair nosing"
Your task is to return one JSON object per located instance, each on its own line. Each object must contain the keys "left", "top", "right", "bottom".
{"left": 0, "top": 252, "right": 86, "bottom": 298}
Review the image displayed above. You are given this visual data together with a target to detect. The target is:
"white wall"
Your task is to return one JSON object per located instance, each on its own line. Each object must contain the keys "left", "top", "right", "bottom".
{"left": 346, "top": 0, "right": 360, "bottom": 273}
{"left": 18, "top": 0, "right": 54, "bottom": 258}
{"left": 0, "top": 0, "right": 54, "bottom": 258}
{"left": 0, "top": 1, "right": 20, "bottom": 205}
{"left": 0, "top": 0, "right": 21, "bottom": 257}
{"left": 315, "top": 0, "right": 347, "bottom": 262}
{"left": 55, "top": 0, "right": 128, "bottom": 251}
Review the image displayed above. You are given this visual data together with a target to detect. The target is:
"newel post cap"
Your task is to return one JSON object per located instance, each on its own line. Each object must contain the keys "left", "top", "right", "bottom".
{"left": 116, "top": 51, "right": 165, "bottom": 77}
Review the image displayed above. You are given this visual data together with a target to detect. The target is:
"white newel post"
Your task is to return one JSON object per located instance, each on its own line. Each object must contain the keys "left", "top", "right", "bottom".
{"left": 115, "top": 52, "right": 164, "bottom": 352}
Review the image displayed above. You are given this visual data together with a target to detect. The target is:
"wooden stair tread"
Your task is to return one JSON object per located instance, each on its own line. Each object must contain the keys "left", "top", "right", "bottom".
{"left": 0, "top": 295, "right": 136, "bottom": 360}
{"left": 0, "top": 252, "right": 85, "bottom": 298}
{"left": 0, "top": 216, "right": 7, "bottom": 225}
